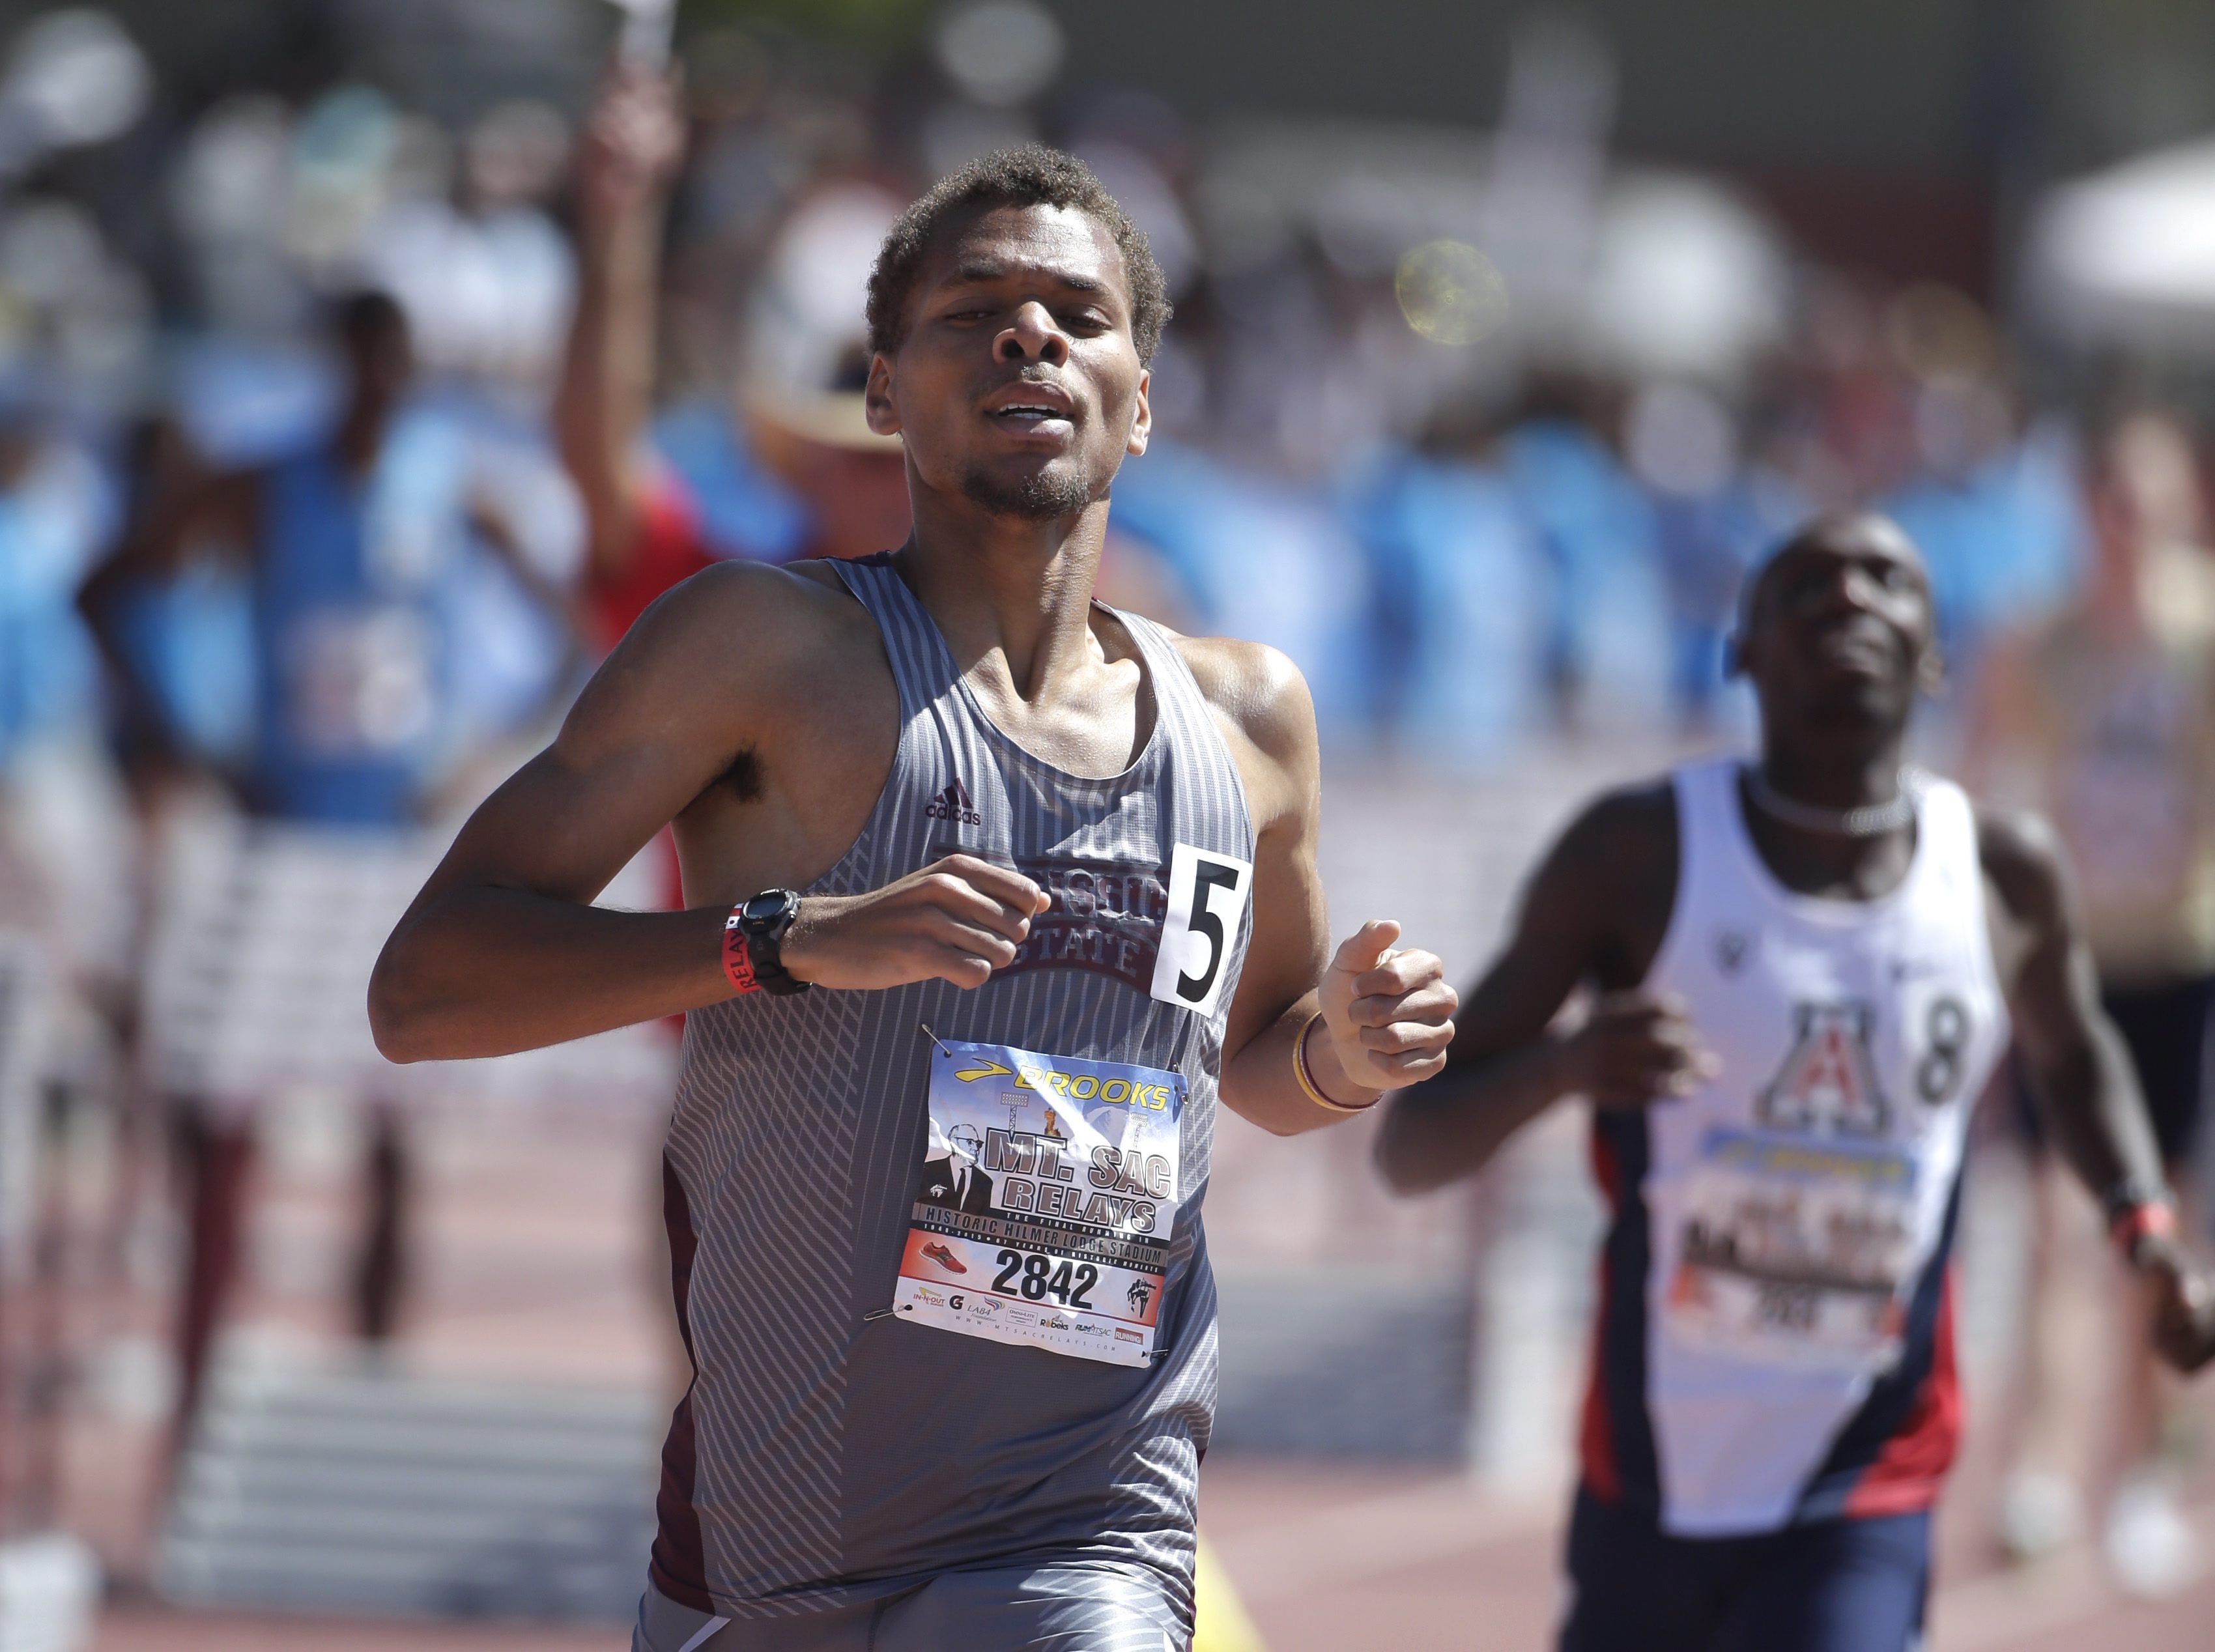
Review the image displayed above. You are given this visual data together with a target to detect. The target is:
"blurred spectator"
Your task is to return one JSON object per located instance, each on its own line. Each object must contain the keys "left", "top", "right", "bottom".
{"left": 0, "top": 389, "right": 134, "bottom": 995}
{"left": 1883, "top": 377, "right": 2086, "bottom": 687}
{"left": 78, "top": 291, "right": 577, "bottom": 1448}
{"left": 1107, "top": 440, "right": 1376, "bottom": 733}
{"left": 554, "top": 64, "right": 907, "bottom": 657}
{"left": 1971, "top": 409, "right": 2215, "bottom": 1597}
{"left": 1495, "top": 377, "right": 1672, "bottom": 732}
{"left": 0, "top": 393, "right": 110, "bottom": 776}
{"left": 367, "top": 98, "right": 577, "bottom": 401}
{"left": 1335, "top": 409, "right": 1550, "bottom": 760}
{"left": 85, "top": 294, "right": 574, "bottom": 819}
{"left": 1622, "top": 378, "right": 1806, "bottom": 726}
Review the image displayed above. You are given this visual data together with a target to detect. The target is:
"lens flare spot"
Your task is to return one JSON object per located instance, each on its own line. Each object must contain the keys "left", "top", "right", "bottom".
{"left": 1395, "top": 240, "right": 1509, "bottom": 347}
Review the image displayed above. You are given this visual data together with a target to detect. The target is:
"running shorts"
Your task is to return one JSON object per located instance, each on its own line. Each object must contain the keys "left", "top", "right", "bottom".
{"left": 1560, "top": 1487, "right": 1930, "bottom": 1652}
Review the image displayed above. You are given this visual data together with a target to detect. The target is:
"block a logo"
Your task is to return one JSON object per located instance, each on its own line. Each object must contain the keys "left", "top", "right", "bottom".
{"left": 1758, "top": 1001, "right": 1890, "bottom": 1137}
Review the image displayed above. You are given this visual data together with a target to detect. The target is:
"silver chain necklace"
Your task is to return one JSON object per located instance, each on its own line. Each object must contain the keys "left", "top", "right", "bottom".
{"left": 1741, "top": 763, "right": 1921, "bottom": 837}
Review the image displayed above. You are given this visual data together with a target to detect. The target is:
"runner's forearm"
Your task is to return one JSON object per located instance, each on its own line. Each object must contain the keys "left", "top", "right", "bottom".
{"left": 2025, "top": 1013, "right": 2169, "bottom": 1207}
{"left": 1375, "top": 1036, "right": 1578, "bottom": 1193}
{"left": 1989, "top": 816, "right": 2175, "bottom": 1208}
{"left": 371, "top": 887, "right": 727, "bottom": 1062}
{"left": 1219, "top": 994, "right": 1377, "bottom": 1137}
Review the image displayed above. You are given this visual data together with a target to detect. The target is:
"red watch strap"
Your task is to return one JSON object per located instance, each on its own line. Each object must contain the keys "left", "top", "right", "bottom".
{"left": 2113, "top": 1199, "right": 2178, "bottom": 1260}
{"left": 722, "top": 909, "right": 761, "bottom": 995}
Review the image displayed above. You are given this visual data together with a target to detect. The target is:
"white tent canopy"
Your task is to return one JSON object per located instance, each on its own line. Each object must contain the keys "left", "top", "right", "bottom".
{"left": 2026, "top": 135, "right": 2215, "bottom": 356}
{"left": 1202, "top": 119, "right": 1789, "bottom": 383}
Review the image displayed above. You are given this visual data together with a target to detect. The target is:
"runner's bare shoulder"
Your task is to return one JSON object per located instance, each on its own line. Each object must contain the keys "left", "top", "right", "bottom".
{"left": 1164, "top": 633, "right": 1313, "bottom": 763}
{"left": 1160, "top": 632, "right": 1315, "bottom": 831}
{"left": 1560, "top": 781, "right": 1678, "bottom": 882}
{"left": 1531, "top": 780, "right": 1680, "bottom": 985}
{"left": 597, "top": 557, "right": 882, "bottom": 705}
{"left": 557, "top": 558, "right": 889, "bottom": 780}
{"left": 1971, "top": 800, "right": 2071, "bottom": 941}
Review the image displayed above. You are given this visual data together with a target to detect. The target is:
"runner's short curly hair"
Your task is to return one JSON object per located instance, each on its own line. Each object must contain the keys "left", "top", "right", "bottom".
{"left": 866, "top": 144, "right": 1170, "bottom": 364}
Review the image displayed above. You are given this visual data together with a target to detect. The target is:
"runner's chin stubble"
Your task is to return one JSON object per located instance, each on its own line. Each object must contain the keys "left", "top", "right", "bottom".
{"left": 960, "top": 464, "right": 1094, "bottom": 520}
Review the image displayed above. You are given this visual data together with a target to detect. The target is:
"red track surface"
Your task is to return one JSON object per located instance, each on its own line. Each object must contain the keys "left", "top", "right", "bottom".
{"left": 46, "top": 1109, "right": 2215, "bottom": 1651}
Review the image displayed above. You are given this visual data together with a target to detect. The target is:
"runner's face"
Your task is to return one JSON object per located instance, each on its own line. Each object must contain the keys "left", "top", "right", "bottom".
{"left": 868, "top": 203, "right": 1150, "bottom": 521}
{"left": 1739, "top": 520, "right": 1936, "bottom": 739}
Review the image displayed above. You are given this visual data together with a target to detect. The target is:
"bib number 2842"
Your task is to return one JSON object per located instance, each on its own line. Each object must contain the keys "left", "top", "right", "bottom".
{"left": 1149, "top": 842, "right": 1254, "bottom": 1017}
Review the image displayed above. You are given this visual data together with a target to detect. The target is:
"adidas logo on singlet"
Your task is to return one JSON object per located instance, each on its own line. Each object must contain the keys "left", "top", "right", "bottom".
{"left": 924, "top": 777, "right": 982, "bottom": 825}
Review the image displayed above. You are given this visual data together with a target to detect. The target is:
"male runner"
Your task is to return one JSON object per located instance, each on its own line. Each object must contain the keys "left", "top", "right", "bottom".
{"left": 1376, "top": 512, "right": 2215, "bottom": 1651}
{"left": 370, "top": 146, "right": 1455, "bottom": 1650}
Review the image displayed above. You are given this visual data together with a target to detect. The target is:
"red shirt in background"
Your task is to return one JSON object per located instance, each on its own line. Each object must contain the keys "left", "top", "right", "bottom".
{"left": 584, "top": 470, "right": 717, "bottom": 654}
{"left": 579, "top": 470, "right": 720, "bottom": 938}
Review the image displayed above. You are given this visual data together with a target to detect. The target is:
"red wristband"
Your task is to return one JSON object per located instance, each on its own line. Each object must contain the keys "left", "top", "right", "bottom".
{"left": 2112, "top": 1199, "right": 2178, "bottom": 1261}
{"left": 721, "top": 909, "right": 761, "bottom": 995}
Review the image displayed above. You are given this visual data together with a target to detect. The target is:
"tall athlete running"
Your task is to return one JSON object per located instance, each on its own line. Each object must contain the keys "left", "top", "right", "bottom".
{"left": 369, "top": 147, "right": 1455, "bottom": 1651}
{"left": 1377, "top": 512, "right": 2215, "bottom": 1651}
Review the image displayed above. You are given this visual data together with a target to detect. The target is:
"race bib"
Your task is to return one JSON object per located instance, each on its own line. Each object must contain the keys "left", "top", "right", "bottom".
{"left": 1663, "top": 1127, "right": 1919, "bottom": 1369}
{"left": 281, "top": 606, "right": 437, "bottom": 757}
{"left": 1149, "top": 842, "right": 1252, "bottom": 1018}
{"left": 891, "top": 1038, "right": 1184, "bottom": 1368}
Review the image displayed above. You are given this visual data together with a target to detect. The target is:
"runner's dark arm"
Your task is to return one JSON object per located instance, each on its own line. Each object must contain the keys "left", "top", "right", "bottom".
{"left": 1376, "top": 788, "right": 1687, "bottom": 1193}
{"left": 1978, "top": 806, "right": 2165, "bottom": 1208}
{"left": 1981, "top": 805, "right": 2215, "bottom": 1369}
{"left": 371, "top": 568, "right": 784, "bottom": 1060}
{"left": 76, "top": 465, "right": 258, "bottom": 763}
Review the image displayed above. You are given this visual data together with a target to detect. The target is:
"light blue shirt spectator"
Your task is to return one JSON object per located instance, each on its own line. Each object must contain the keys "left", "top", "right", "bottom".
{"left": 0, "top": 431, "right": 113, "bottom": 771}
{"left": 1498, "top": 418, "right": 1674, "bottom": 732}
{"left": 650, "top": 400, "right": 811, "bottom": 562}
{"left": 1650, "top": 467, "right": 1808, "bottom": 725}
{"left": 1108, "top": 439, "right": 1375, "bottom": 733}
{"left": 1337, "top": 448, "right": 1551, "bottom": 764}
{"left": 1883, "top": 421, "right": 2087, "bottom": 681}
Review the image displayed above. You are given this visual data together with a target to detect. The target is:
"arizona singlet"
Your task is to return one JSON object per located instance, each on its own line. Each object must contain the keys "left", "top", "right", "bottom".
{"left": 650, "top": 554, "right": 1253, "bottom": 1629}
{"left": 1581, "top": 758, "right": 2008, "bottom": 1536}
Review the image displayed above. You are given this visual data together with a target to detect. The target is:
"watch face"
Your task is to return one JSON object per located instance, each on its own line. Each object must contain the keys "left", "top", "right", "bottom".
{"left": 742, "top": 890, "right": 788, "bottom": 926}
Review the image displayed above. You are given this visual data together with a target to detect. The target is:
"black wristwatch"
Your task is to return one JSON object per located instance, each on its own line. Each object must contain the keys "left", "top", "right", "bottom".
{"left": 736, "top": 888, "right": 812, "bottom": 996}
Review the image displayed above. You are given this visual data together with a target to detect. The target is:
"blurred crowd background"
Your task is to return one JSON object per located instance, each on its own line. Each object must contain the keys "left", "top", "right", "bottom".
{"left": 7, "top": 1, "right": 2215, "bottom": 1648}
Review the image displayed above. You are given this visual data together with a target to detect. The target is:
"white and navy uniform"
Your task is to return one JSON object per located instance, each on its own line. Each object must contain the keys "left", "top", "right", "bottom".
{"left": 1563, "top": 758, "right": 2008, "bottom": 1648}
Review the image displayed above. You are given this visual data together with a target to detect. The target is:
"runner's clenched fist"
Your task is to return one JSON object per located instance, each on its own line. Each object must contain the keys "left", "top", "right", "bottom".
{"left": 1317, "top": 919, "right": 1457, "bottom": 1092}
{"left": 782, "top": 854, "right": 1051, "bottom": 991}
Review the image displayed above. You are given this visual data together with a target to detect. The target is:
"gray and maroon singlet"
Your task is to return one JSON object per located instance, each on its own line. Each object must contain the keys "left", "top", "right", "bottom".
{"left": 649, "top": 552, "right": 1253, "bottom": 1633}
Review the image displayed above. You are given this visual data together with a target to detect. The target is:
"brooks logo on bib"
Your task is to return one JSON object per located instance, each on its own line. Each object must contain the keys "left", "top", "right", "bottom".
{"left": 892, "top": 1038, "right": 1184, "bottom": 1368}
